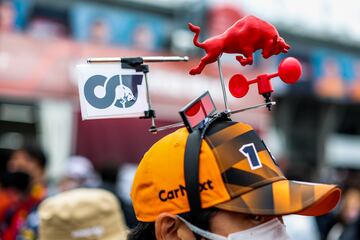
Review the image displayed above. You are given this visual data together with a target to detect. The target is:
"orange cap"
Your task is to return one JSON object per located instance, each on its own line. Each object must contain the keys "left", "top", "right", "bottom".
{"left": 131, "top": 120, "right": 341, "bottom": 222}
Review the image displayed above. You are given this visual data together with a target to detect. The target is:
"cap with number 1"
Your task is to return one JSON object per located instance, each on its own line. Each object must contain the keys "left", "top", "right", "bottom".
{"left": 131, "top": 120, "right": 341, "bottom": 222}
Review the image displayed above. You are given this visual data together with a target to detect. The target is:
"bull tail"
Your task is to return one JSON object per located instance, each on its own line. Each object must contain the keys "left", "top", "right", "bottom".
{"left": 188, "top": 23, "right": 204, "bottom": 48}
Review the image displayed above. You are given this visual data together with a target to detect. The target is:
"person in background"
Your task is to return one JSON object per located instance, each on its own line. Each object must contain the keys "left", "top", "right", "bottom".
{"left": 0, "top": 144, "right": 47, "bottom": 240}
{"left": 336, "top": 187, "right": 360, "bottom": 239}
{"left": 0, "top": 0, "right": 15, "bottom": 32}
{"left": 116, "top": 163, "right": 138, "bottom": 228}
{"left": 0, "top": 171, "right": 31, "bottom": 220}
{"left": 38, "top": 188, "right": 128, "bottom": 240}
{"left": 318, "top": 186, "right": 360, "bottom": 240}
{"left": 58, "top": 155, "right": 101, "bottom": 192}
{"left": 89, "top": 19, "right": 111, "bottom": 44}
{"left": 17, "top": 155, "right": 100, "bottom": 240}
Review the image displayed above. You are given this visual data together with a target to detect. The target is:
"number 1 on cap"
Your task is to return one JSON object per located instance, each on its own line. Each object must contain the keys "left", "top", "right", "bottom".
{"left": 240, "top": 143, "right": 262, "bottom": 170}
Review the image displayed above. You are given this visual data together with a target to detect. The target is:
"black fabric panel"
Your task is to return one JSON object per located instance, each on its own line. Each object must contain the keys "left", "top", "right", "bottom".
{"left": 252, "top": 183, "right": 275, "bottom": 211}
{"left": 205, "top": 119, "right": 236, "bottom": 137}
{"left": 222, "top": 167, "right": 265, "bottom": 186}
{"left": 208, "top": 130, "right": 266, "bottom": 152}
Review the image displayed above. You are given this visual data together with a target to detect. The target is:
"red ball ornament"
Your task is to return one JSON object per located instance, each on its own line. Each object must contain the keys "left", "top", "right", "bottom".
{"left": 229, "top": 74, "right": 249, "bottom": 98}
{"left": 278, "top": 57, "right": 302, "bottom": 84}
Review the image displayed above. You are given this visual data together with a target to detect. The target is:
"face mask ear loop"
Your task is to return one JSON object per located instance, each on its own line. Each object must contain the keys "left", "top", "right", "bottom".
{"left": 177, "top": 216, "right": 227, "bottom": 240}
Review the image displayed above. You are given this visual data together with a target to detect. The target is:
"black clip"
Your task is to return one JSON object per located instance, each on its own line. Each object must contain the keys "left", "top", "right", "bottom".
{"left": 140, "top": 109, "right": 156, "bottom": 119}
{"left": 121, "top": 57, "right": 149, "bottom": 73}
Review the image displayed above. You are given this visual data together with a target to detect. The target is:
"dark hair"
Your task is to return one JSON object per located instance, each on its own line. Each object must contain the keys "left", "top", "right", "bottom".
{"left": 127, "top": 208, "right": 217, "bottom": 240}
{"left": 18, "top": 144, "right": 47, "bottom": 169}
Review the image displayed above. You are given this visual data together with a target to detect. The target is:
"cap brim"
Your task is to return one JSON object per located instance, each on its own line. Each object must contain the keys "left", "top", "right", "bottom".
{"left": 215, "top": 179, "right": 341, "bottom": 216}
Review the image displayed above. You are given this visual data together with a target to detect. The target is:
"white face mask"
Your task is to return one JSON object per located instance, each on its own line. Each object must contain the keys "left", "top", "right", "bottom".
{"left": 177, "top": 216, "right": 291, "bottom": 240}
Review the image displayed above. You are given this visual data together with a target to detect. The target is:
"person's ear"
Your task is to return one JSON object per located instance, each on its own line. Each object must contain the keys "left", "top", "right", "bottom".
{"left": 155, "top": 213, "right": 196, "bottom": 240}
{"left": 155, "top": 213, "right": 181, "bottom": 240}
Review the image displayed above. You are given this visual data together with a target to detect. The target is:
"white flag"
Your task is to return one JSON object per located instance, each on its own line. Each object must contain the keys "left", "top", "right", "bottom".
{"left": 77, "top": 63, "right": 148, "bottom": 120}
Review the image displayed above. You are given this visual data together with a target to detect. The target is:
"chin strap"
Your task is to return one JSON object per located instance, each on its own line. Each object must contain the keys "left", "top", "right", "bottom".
{"left": 184, "top": 128, "right": 202, "bottom": 219}
{"left": 183, "top": 115, "right": 228, "bottom": 223}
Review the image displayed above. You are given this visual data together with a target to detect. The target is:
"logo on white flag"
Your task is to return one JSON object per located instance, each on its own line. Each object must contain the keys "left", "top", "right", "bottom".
{"left": 84, "top": 74, "right": 142, "bottom": 109}
{"left": 77, "top": 64, "right": 148, "bottom": 119}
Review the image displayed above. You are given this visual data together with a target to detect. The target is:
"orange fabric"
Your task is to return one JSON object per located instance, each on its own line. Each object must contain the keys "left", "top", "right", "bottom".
{"left": 216, "top": 180, "right": 341, "bottom": 216}
{"left": 131, "top": 128, "right": 230, "bottom": 222}
{"left": 297, "top": 183, "right": 341, "bottom": 216}
{"left": 131, "top": 122, "right": 342, "bottom": 221}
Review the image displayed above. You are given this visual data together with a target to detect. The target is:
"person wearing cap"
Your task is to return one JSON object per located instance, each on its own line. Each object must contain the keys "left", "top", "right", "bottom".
{"left": 129, "top": 120, "right": 341, "bottom": 240}
{"left": 38, "top": 188, "right": 127, "bottom": 240}
{"left": 58, "top": 155, "right": 101, "bottom": 192}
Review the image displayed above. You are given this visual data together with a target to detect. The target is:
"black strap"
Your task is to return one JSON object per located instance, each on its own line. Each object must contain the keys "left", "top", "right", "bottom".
{"left": 183, "top": 116, "right": 231, "bottom": 223}
{"left": 184, "top": 129, "right": 202, "bottom": 218}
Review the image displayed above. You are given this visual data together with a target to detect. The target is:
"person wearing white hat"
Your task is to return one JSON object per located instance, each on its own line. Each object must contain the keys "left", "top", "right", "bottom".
{"left": 39, "top": 188, "right": 127, "bottom": 240}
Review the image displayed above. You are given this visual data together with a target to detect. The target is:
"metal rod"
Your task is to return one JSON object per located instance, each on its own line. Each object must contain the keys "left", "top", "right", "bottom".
{"left": 142, "top": 56, "right": 189, "bottom": 62}
{"left": 87, "top": 56, "right": 189, "bottom": 63}
{"left": 230, "top": 101, "right": 276, "bottom": 114}
{"left": 153, "top": 102, "right": 275, "bottom": 131}
{"left": 152, "top": 122, "right": 185, "bottom": 132}
{"left": 143, "top": 72, "right": 157, "bottom": 131}
{"left": 144, "top": 72, "right": 152, "bottom": 110}
{"left": 217, "top": 57, "right": 230, "bottom": 113}
{"left": 144, "top": 72, "right": 156, "bottom": 133}
{"left": 87, "top": 57, "right": 122, "bottom": 63}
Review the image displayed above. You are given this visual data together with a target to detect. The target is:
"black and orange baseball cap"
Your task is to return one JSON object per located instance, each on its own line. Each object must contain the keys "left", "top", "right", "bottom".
{"left": 130, "top": 120, "right": 341, "bottom": 222}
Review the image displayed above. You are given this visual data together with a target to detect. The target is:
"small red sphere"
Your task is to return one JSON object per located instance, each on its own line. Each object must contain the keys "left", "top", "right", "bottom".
{"left": 278, "top": 57, "right": 302, "bottom": 84}
{"left": 229, "top": 74, "right": 249, "bottom": 98}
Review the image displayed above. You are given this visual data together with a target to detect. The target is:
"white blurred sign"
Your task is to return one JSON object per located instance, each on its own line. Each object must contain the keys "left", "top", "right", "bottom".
{"left": 325, "top": 134, "right": 360, "bottom": 169}
{"left": 77, "top": 63, "right": 148, "bottom": 120}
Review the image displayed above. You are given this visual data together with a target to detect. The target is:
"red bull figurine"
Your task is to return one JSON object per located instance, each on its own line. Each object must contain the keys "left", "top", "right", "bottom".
{"left": 189, "top": 15, "right": 290, "bottom": 75}
{"left": 188, "top": 15, "right": 301, "bottom": 111}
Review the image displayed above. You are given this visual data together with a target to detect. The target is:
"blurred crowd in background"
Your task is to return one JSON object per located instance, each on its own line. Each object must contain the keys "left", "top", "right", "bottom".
{"left": 0, "top": 0, "right": 360, "bottom": 239}
{"left": 0, "top": 144, "right": 137, "bottom": 239}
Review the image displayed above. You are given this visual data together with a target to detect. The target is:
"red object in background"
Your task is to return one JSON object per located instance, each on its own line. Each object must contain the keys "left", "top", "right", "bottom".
{"left": 188, "top": 15, "right": 290, "bottom": 75}
{"left": 0, "top": 185, "right": 46, "bottom": 240}
{"left": 229, "top": 57, "right": 302, "bottom": 98}
{"left": 207, "top": 5, "right": 243, "bottom": 36}
{"left": 75, "top": 114, "right": 174, "bottom": 167}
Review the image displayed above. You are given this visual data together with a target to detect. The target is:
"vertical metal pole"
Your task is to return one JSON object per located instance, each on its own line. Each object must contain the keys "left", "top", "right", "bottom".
{"left": 144, "top": 72, "right": 156, "bottom": 129}
{"left": 217, "top": 57, "right": 230, "bottom": 113}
